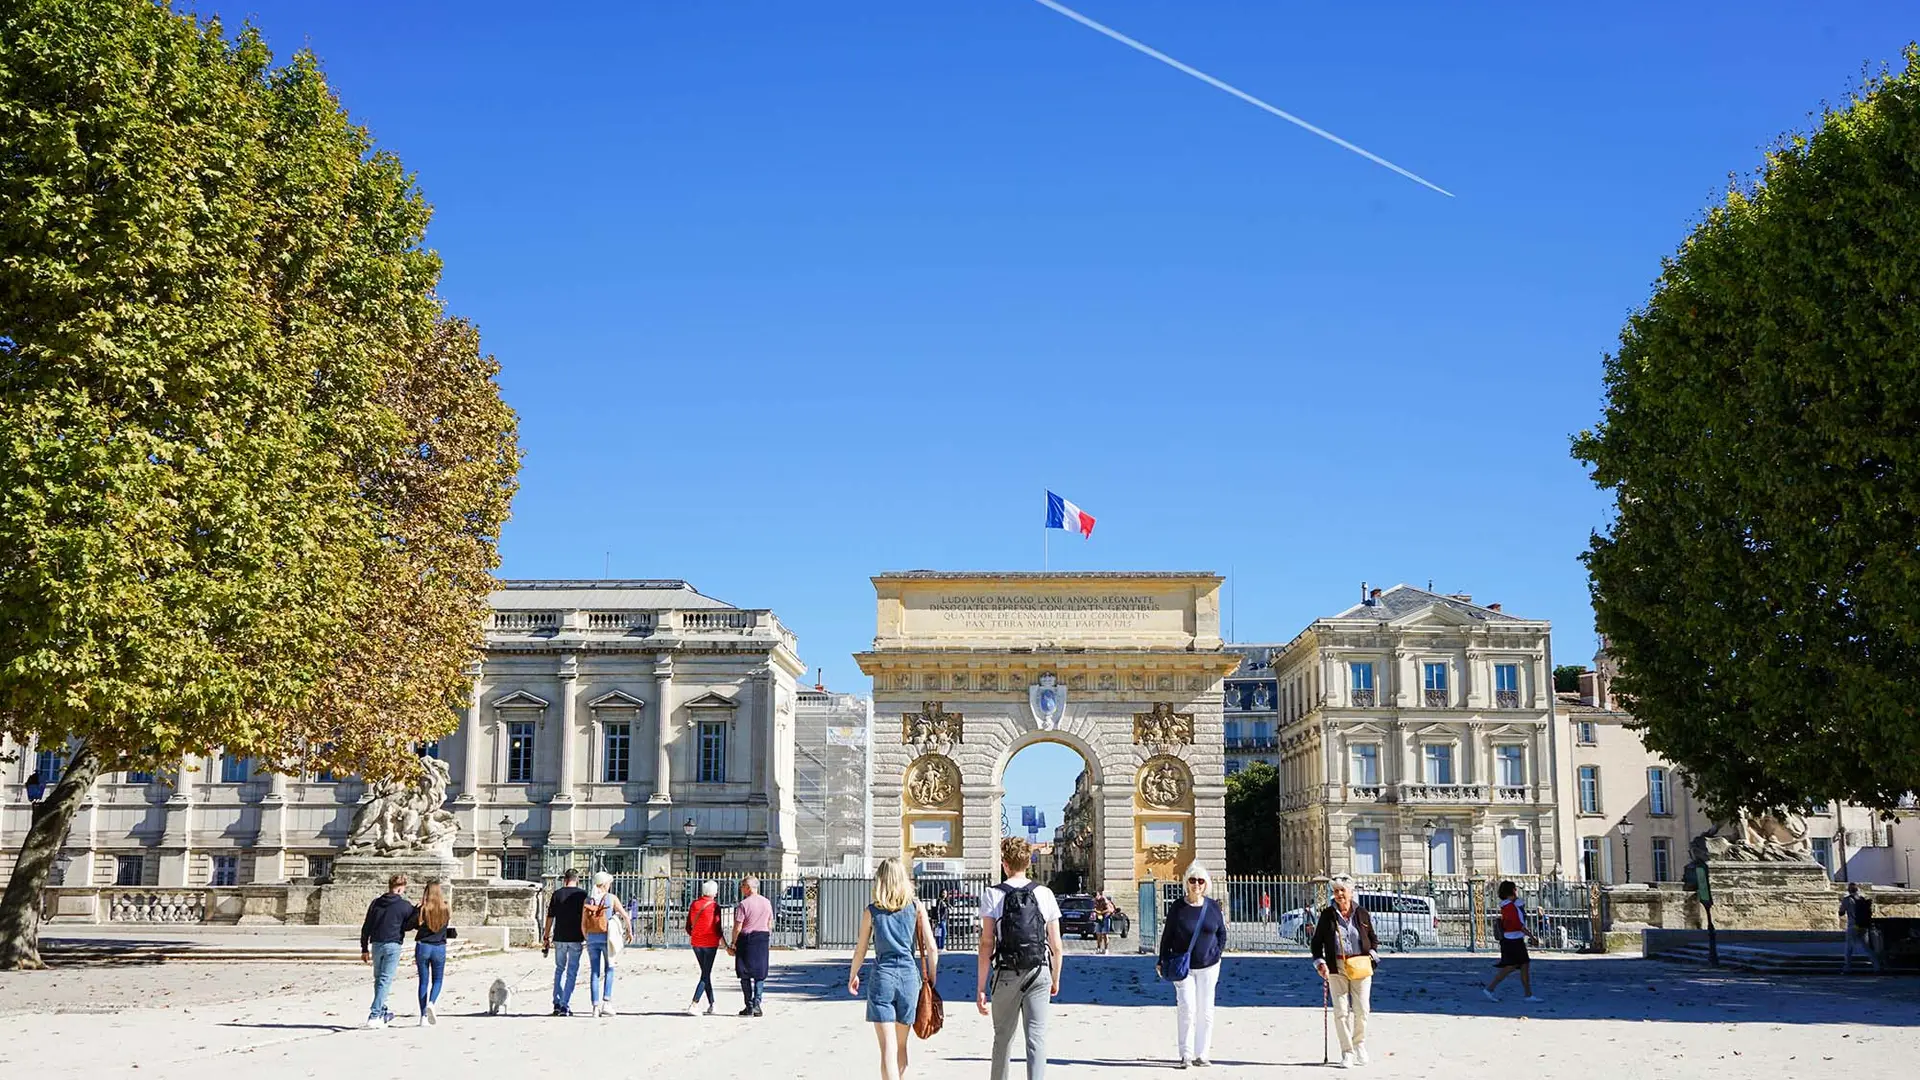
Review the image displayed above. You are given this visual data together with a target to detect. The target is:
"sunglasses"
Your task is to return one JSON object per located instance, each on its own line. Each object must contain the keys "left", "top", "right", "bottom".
{"left": 1187, "top": 877, "right": 1207, "bottom": 885}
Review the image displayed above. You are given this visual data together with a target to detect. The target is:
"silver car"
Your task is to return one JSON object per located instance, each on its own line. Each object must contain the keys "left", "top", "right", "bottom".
{"left": 1281, "top": 891, "right": 1441, "bottom": 952}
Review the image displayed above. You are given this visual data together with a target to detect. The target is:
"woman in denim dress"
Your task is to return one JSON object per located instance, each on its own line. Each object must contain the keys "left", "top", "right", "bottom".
{"left": 848, "top": 857, "right": 939, "bottom": 1080}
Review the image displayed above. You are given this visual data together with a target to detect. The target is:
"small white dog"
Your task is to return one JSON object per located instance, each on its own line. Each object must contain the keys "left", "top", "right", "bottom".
{"left": 487, "top": 978, "right": 512, "bottom": 1016}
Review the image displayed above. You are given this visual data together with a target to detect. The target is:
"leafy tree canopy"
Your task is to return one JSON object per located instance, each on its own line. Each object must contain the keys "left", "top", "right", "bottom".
{"left": 1553, "top": 665, "right": 1585, "bottom": 694}
{"left": 1225, "top": 761, "right": 1280, "bottom": 875}
{"left": 1573, "top": 46, "right": 1920, "bottom": 817}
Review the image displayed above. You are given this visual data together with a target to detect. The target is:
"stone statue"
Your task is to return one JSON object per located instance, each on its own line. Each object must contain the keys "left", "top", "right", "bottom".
{"left": 344, "top": 756, "right": 460, "bottom": 857}
{"left": 1689, "top": 811, "right": 1816, "bottom": 864}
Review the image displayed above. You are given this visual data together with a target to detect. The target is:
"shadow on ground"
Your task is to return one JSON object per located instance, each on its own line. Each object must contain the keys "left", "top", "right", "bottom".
{"left": 755, "top": 953, "right": 1920, "bottom": 1027}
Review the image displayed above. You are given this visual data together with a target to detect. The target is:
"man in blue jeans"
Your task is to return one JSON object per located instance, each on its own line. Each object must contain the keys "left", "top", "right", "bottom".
{"left": 543, "top": 869, "right": 589, "bottom": 1016}
{"left": 359, "top": 873, "right": 416, "bottom": 1028}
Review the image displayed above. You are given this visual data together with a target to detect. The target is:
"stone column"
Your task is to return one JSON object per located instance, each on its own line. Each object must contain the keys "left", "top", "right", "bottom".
{"left": 551, "top": 654, "right": 579, "bottom": 845}
{"left": 158, "top": 754, "right": 197, "bottom": 887}
{"left": 650, "top": 655, "right": 674, "bottom": 804}
{"left": 458, "top": 666, "right": 484, "bottom": 801}
{"left": 753, "top": 667, "right": 777, "bottom": 808}
{"left": 254, "top": 769, "right": 290, "bottom": 883}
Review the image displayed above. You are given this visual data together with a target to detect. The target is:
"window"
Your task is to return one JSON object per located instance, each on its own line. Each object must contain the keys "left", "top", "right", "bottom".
{"left": 1422, "top": 662, "right": 1449, "bottom": 707}
{"left": 115, "top": 855, "right": 143, "bottom": 886}
{"left": 316, "top": 769, "right": 338, "bottom": 784}
{"left": 1651, "top": 837, "right": 1673, "bottom": 883}
{"left": 1349, "top": 744, "right": 1380, "bottom": 786}
{"left": 1250, "top": 721, "right": 1271, "bottom": 746}
{"left": 697, "top": 721, "right": 727, "bottom": 783}
{"left": 1428, "top": 828, "right": 1457, "bottom": 875}
{"left": 1495, "top": 663, "right": 1520, "bottom": 708}
{"left": 1577, "top": 721, "right": 1597, "bottom": 745}
{"left": 694, "top": 854, "right": 724, "bottom": 878}
{"left": 1500, "top": 828, "right": 1529, "bottom": 873}
{"left": 211, "top": 855, "right": 238, "bottom": 886}
{"left": 126, "top": 769, "right": 154, "bottom": 784}
{"left": 1647, "top": 767, "right": 1671, "bottom": 816}
{"left": 1580, "top": 837, "right": 1603, "bottom": 882}
{"left": 506, "top": 720, "right": 536, "bottom": 784}
{"left": 1810, "top": 837, "right": 1834, "bottom": 877}
{"left": 1224, "top": 720, "right": 1242, "bottom": 745}
{"left": 1351, "top": 828, "right": 1382, "bottom": 875}
{"left": 34, "top": 748, "right": 64, "bottom": 782}
{"left": 502, "top": 855, "right": 529, "bottom": 881}
{"left": 219, "top": 753, "right": 250, "bottom": 784}
{"left": 1495, "top": 745, "right": 1525, "bottom": 787}
{"left": 603, "top": 721, "right": 631, "bottom": 783}
{"left": 1578, "top": 765, "right": 1601, "bottom": 813}
{"left": 1350, "top": 663, "right": 1375, "bottom": 707}
{"left": 1423, "top": 743, "right": 1455, "bottom": 785}
{"left": 308, "top": 855, "right": 333, "bottom": 882}
{"left": 420, "top": 741, "right": 440, "bottom": 760}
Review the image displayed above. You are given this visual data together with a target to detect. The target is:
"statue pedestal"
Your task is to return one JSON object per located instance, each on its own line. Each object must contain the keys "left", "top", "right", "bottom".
{"left": 1699, "top": 859, "right": 1840, "bottom": 930}
{"left": 317, "top": 852, "right": 462, "bottom": 925}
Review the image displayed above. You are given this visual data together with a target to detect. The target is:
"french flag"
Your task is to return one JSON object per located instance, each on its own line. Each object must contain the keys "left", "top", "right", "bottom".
{"left": 1046, "top": 491, "right": 1096, "bottom": 538}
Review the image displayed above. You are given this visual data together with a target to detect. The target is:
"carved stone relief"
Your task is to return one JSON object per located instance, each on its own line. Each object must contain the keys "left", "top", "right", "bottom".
{"left": 1138, "top": 755, "right": 1192, "bottom": 810}
{"left": 1133, "top": 702, "right": 1195, "bottom": 746}
{"left": 904, "top": 753, "right": 962, "bottom": 810}
{"left": 902, "top": 701, "right": 964, "bottom": 754}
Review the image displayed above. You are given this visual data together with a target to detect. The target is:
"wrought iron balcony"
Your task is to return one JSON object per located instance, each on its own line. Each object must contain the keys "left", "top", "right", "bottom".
{"left": 1225, "top": 735, "right": 1278, "bottom": 751}
{"left": 1423, "top": 689, "right": 1450, "bottom": 708}
{"left": 1495, "top": 689, "right": 1521, "bottom": 709}
{"left": 1349, "top": 689, "right": 1376, "bottom": 708}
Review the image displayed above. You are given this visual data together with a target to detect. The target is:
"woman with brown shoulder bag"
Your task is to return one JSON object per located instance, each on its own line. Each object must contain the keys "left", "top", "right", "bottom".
{"left": 1310, "top": 875, "right": 1380, "bottom": 1069}
{"left": 848, "top": 857, "right": 941, "bottom": 1080}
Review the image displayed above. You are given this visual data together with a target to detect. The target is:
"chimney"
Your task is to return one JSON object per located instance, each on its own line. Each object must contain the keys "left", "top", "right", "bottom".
{"left": 813, "top": 667, "right": 825, "bottom": 692}
{"left": 1368, "top": 588, "right": 1382, "bottom": 604}
{"left": 1577, "top": 670, "right": 1599, "bottom": 708}
{"left": 1360, "top": 580, "right": 1368, "bottom": 602}
{"left": 1487, "top": 602, "right": 1502, "bottom": 613}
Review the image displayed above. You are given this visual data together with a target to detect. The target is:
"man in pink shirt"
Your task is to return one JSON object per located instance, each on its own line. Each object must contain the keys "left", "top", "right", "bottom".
{"left": 729, "top": 876, "right": 775, "bottom": 1016}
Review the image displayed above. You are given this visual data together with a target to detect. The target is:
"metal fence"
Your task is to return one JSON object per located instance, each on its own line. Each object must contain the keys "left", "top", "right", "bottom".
{"left": 1149, "top": 875, "right": 1600, "bottom": 954}
{"left": 534, "top": 870, "right": 813, "bottom": 949}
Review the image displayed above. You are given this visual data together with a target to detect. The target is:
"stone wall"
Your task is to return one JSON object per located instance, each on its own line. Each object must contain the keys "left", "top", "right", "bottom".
{"left": 1605, "top": 861, "right": 1920, "bottom": 947}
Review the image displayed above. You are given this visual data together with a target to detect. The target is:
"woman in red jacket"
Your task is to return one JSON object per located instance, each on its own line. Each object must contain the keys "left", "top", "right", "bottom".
{"left": 687, "top": 880, "right": 727, "bottom": 1015}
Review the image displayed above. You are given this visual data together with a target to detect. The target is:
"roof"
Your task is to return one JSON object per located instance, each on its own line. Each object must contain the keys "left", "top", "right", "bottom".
{"left": 1329, "top": 584, "right": 1524, "bottom": 623}
{"left": 487, "top": 579, "right": 736, "bottom": 611}
{"left": 1224, "top": 643, "right": 1284, "bottom": 677}
{"left": 872, "top": 570, "right": 1219, "bottom": 581}
{"left": 1556, "top": 690, "right": 1632, "bottom": 719}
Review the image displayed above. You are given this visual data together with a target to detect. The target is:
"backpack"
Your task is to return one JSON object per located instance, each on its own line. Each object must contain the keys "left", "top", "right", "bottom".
{"left": 992, "top": 883, "right": 1051, "bottom": 972}
{"left": 582, "top": 895, "right": 611, "bottom": 936}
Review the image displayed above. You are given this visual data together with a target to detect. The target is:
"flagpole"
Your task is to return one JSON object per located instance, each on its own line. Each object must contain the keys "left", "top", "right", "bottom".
{"left": 1044, "top": 525, "right": 1050, "bottom": 572}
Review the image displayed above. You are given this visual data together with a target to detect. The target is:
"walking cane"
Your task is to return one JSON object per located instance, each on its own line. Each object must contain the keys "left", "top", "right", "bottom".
{"left": 1321, "top": 976, "right": 1330, "bottom": 1065}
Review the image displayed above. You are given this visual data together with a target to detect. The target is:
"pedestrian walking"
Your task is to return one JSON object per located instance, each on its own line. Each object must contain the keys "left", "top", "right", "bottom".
{"left": 1092, "top": 892, "right": 1116, "bottom": 955}
{"left": 358, "top": 873, "right": 416, "bottom": 1029}
{"left": 976, "top": 837, "right": 1064, "bottom": 1080}
{"left": 411, "top": 880, "right": 459, "bottom": 1027}
{"left": 848, "top": 857, "right": 939, "bottom": 1080}
{"left": 542, "top": 868, "right": 588, "bottom": 1016}
{"left": 1841, "top": 883, "right": 1878, "bottom": 973}
{"left": 1483, "top": 881, "right": 1541, "bottom": 1002}
{"left": 687, "top": 879, "right": 726, "bottom": 1015}
{"left": 1157, "top": 864, "right": 1228, "bottom": 1068}
{"left": 1310, "top": 875, "right": 1379, "bottom": 1069}
{"left": 582, "top": 871, "right": 633, "bottom": 1017}
{"left": 730, "top": 876, "right": 775, "bottom": 1016}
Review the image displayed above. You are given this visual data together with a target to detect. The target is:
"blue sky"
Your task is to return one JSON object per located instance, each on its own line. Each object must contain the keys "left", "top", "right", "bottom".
{"left": 216, "top": 1, "right": 1916, "bottom": 833}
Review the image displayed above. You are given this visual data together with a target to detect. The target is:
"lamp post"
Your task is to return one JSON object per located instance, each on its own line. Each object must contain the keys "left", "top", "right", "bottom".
{"left": 1422, "top": 819, "right": 1438, "bottom": 890}
{"left": 1618, "top": 817, "right": 1635, "bottom": 884}
{"left": 498, "top": 814, "right": 513, "bottom": 880}
{"left": 683, "top": 817, "right": 697, "bottom": 878}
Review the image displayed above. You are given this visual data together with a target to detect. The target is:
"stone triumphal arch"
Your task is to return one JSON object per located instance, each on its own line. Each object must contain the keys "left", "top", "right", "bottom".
{"left": 855, "top": 572, "right": 1237, "bottom": 922}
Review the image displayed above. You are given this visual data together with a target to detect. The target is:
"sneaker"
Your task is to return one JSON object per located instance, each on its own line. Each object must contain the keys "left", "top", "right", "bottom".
{"left": 425, "top": 1003, "right": 437, "bottom": 1026}
{"left": 601, "top": 1002, "right": 617, "bottom": 1018}
{"left": 1355, "top": 1043, "right": 1370, "bottom": 1066}
{"left": 590, "top": 1003, "right": 602, "bottom": 1018}
{"left": 738, "top": 1006, "right": 755, "bottom": 1016}
{"left": 1177, "top": 1061, "right": 1189, "bottom": 1070}
{"left": 1523, "top": 995, "right": 1543, "bottom": 1003}
{"left": 688, "top": 1001, "right": 702, "bottom": 1016}
{"left": 1340, "top": 1051, "right": 1355, "bottom": 1069}
{"left": 417, "top": 1014, "right": 429, "bottom": 1028}
{"left": 1482, "top": 988, "right": 1498, "bottom": 1002}
{"left": 1194, "top": 1059, "right": 1212, "bottom": 1067}
{"left": 364, "top": 1016, "right": 387, "bottom": 1029}
{"left": 751, "top": 1005, "right": 763, "bottom": 1017}
{"left": 703, "top": 1004, "right": 714, "bottom": 1016}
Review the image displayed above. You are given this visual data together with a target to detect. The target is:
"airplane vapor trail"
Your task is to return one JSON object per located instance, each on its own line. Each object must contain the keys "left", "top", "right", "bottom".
{"left": 1029, "top": 0, "right": 1454, "bottom": 198}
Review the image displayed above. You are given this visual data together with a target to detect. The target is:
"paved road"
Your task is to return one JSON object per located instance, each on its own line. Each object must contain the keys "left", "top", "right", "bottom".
{"left": 2, "top": 948, "right": 1915, "bottom": 1078}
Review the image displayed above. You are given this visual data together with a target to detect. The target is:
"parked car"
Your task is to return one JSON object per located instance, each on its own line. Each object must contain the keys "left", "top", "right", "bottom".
{"left": 1056, "top": 894, "right": 1130, "bottom": 940}
{"left": 776, "top": 884, "right": 806, "bottom": 930}
{"left": 1279, "top": 891, "right": 1440, "bottom": 952}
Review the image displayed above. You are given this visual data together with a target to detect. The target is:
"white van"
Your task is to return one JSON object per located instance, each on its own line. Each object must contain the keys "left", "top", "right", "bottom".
{"left": 1279, "top": 890, "right": 1441, "bottom": 952}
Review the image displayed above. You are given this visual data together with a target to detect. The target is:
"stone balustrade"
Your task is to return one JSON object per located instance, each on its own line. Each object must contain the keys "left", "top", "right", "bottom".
{"left": 1400, "top": 783, "right": 1489, "bottom": 803}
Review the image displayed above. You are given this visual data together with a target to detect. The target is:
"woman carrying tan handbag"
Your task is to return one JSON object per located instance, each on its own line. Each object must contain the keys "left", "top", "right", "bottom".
{"left": 1310, "top": 875, "right": 1381, "bottom": 1069}
{"left": 848, "top": 858, "right": 941, "bottom": 1080}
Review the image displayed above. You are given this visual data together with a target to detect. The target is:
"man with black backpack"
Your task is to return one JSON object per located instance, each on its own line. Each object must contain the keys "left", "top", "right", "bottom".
{"left": 977, "top": 837, "right": 1065, "bottom": 1080}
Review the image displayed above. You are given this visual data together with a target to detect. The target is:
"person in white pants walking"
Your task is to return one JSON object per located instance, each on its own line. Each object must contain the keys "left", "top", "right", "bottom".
{"left": 1157, "top": 864, "right": 1228, "bottom": 1068}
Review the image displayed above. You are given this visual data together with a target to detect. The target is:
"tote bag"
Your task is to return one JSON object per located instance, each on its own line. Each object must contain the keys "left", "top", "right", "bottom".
{"left": 912, "top": 903, "right": 944, "bottom": 1039}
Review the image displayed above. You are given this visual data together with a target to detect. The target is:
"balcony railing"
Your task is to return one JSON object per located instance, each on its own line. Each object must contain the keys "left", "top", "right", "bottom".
{"left": 1423, "top": 689, "right": 1450, "bottom": 708}
{"left": 1495, "top": 689, "right": 1521, "bottom": 709}
{"left": 1495, "top": 785, "right": 1533, "bottom": 803}
{"left": 492, "top": 611, "right": 559, "bottom": 631}
{"left": 585, "top": 612, "right": 656, "bottom": 632}
{"left": 1347, "top": 784, "right": 1384, "bottom": 802}
{"left": 680, "top": 610, "right": 757, "bottom": 631}
{"left": 1225, "top": 735, "right": 1278, "bottom": 751}
{"left": 1401, "top": 783, "right": 1487, "bottom": 803}
{"left": 1350, "top": 689, "right": 1376, "bottom": 708}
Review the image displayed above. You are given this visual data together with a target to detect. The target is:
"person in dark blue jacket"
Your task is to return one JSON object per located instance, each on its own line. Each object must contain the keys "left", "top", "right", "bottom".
{"left": 1156, "top": 863, "right": 1227, "bottom": 1068}
{"left": 359, "top": 873, "right": 416, "bottom": 1028}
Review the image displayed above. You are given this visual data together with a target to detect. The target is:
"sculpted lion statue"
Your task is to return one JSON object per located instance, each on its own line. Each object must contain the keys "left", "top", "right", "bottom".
{"left": 1689, "top": 810, "right": 1816, "bottom": 864}
{"left": 344, "top": 756, "right": 459, "bottom": 857}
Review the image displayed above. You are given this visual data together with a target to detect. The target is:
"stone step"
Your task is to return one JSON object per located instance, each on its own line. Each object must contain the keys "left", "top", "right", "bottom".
{"left": 37, "top": 938, "right": 500, "bottom": 966}
{"left": 1656, "top": 945, "right": 1872, "bottom": 975}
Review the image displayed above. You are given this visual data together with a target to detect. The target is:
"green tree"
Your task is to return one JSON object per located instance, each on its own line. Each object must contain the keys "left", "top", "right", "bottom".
{"left": 1225, "top": 762, "right": 1281, "bottom": 875}
{"left": 0, "top": 0, "right": 517, "bottom": 967}
{"left": 1553, "top": 665, "right": 1585, "bottom": 694}
{"left": 1573, "top": 46, "right": 1920, "bottom": 818}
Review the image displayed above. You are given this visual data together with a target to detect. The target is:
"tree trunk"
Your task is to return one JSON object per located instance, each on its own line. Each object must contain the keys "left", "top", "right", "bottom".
{"left": 0, "top": 743, "right": 100, "bottom": 970}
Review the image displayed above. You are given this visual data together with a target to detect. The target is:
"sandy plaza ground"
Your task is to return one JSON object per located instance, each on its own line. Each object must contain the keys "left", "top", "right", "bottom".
{"left": 1, "top": 946, "right": 1915, "bottom": 1079}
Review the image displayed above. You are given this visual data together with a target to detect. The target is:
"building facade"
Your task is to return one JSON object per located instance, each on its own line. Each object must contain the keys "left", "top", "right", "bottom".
{"left": 1272, "top": 584, "right": 1562, "bottom": 880}
{"left": 1222, "top": 644, "right": 1281, "bottom": 776}
{"left": 0, "top": 580, "right": 805, "bottom": 890}
{"left": 792, "top": 685, "right": 872, "bottom": 874}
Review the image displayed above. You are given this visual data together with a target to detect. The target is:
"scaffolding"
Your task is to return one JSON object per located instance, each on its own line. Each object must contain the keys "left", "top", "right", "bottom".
{"left": 793, "top": 687, "right": 871, "bottom": 874}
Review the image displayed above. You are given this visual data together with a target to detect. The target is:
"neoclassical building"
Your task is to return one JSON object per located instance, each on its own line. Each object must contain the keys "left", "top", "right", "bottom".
{"left": 1271, "top": 584, "right": 1562, "bottom": 879}
{"left": 0, "top": 580, "right": 804, "bottom": 891}
{"left": 1222, "top": 644, "right": 1281, "bottom": 777}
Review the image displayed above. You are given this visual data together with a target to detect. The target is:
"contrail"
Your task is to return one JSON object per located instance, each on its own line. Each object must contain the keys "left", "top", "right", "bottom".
{"left": 1028, "top": 0, "right": 1454, "bottom": 197}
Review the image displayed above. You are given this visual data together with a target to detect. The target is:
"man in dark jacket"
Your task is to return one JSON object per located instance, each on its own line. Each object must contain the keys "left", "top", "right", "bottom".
{"left": 360, "top": 873, "right": 416, "bottom": 1028}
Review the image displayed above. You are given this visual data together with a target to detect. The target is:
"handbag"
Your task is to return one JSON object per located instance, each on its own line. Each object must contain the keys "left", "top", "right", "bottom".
{"left": 1334, "top": 907, "right": 1373, "bottom": 981}
{"left": 912, "top": 902, "right": 945, "bottom": 1039}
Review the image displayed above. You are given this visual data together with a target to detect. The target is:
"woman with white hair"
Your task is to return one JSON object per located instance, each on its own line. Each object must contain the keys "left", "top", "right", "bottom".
{"left": 1310, "top": 875, "right": 1379, "bottom": 1068}
{"left": 847, "top": 857, "right": 938, "bottom": 1080}
{"left": 686, "top": 879, "right": 726, "bottom": 1015}
{"left": 582, "top": 870, "right": 634, "bottom": 1018}
{"left": 1156, "top": 863, "right": 1228, "bottom": 1068}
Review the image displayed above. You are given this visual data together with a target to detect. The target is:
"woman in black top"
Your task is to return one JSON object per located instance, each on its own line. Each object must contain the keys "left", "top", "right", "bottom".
{"left": 1309, "top": 876, "right": 1379, "bottom": 1068}
{"left": 410, "top": 881, "right": 459, "bottom": 1027}
{"left": 1156, "top": 864, "right": 1228, "bottom": 1068}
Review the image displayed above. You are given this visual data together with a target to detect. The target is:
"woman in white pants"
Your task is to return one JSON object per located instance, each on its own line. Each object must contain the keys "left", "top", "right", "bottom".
{"left": 1157, "top": 863, "right": 1228, "bottom": 1068}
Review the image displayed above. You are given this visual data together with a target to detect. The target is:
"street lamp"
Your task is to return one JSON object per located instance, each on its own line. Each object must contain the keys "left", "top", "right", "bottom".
{"left": 1422, "top": 819, "right": 1438, "bottom": 890}
{"left": 1619, "top": 818, "right": 1635, "bottom": 884}
{"left": 498, "top": 814, "right": 513, "bottom": 880}
{"left": 683, "top": 817, "right": 697, "bottom": 878}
